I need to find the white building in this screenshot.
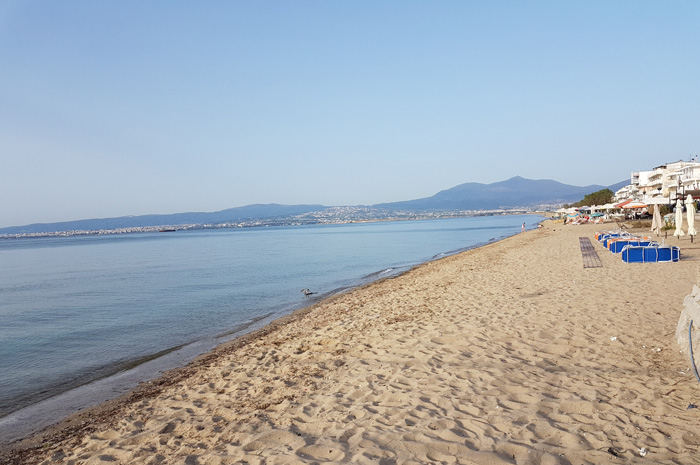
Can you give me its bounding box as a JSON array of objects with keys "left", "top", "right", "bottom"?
[
  {"left": 623, "top": 160, "right": 700, "bottom": 204},
  {"left": 681, "top": 164, "right": 700, "bottom": 192}
]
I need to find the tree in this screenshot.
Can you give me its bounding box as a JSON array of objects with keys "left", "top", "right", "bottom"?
[{"left": 574, "top": 188, "right": 614, "bottom": 207}]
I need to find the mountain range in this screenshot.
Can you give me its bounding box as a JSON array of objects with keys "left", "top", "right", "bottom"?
[
  {"left": 376, "top": 176, "right": 623, "bottom": 211},
  {"left": 1, "top": 176, "right": 626, "bottom": 235}
]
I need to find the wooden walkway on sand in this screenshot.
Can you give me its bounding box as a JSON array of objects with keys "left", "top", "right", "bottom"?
[{"left": 579, "top": 237, "right": 603, "bottom": 268}]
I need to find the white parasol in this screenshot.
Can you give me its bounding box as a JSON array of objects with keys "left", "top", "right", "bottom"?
[
  {"left": 675, "top": 199, "right": 685, "bottom": 237},
  {"left": 687, "top": 194, "right": 697, "bottom": 236},
  {"left": 651, "top": 203, "right": 662, "bottom": 236},
  {"left": 621, "top": 200, "right": 647, "bottom": 209}
]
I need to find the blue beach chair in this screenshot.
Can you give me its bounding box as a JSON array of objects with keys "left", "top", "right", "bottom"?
[
  {"left": 621, "top": 245, "right": 645, "bottom": 263},
  {"left": 609, "top": 240, "right": 655, "bottom": 254},
  {"left": 601, "top": 233, "right": 633, "bottom": 248},
  {"left": 621, "top": 245, "right": 680, "bottom": 263},
  {"left": 653, "top": 246, "right": 680, "bottom": 262}
]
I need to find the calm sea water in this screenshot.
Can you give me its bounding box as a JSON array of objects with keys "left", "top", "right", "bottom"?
[{"left": 0, "top": 215, "right": 540, "bottom": 439}]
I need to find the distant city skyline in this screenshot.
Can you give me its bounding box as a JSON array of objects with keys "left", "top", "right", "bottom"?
[{"left": 1, "top": 1, "right": 698, "bottom": 229}]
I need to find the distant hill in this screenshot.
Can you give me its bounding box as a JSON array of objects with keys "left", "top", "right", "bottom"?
[
  {"left": 373, "top": 176, "right": 619, "bottom": 211},
  {"left": 607, "top": 179, "right": 630, "bottom": 193},
  {"left": 0, "top": 177, "right": 627, "bottom": 235},
  {"left": 0, "top": 204, "right": 325, "bottom": 235}
]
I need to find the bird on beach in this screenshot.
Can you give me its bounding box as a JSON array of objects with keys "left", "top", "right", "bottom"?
[{"left": 301, "top": 288, "right": 317, "bottom": 297}]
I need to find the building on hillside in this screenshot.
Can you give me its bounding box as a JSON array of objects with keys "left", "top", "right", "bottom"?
[
  {"left": 633, "top": 170, "right": 655, "bottom": 200},
  {"left": 681, "top": 164, "right": 700, "bottom": 191},
  {"left": 623, "top": 160, "right": 700, "bottom": 205},
  {"left": 659, "top": 161, "right": 700, "bottom": 202},
  {"left": 645, "top": 168, "right": 664, "bottom": 199},
  {"left": 614, "top": 184, "right": 636, "bottom": 202}
]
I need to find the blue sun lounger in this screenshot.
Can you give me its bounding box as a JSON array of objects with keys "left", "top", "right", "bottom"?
[
  {"left": 598, "top": 234, "right": 617, "bottom": 247},
  {"left": 599, "top": 233, "right": 632, "bottom": 248},
  {"left": 649, "top": 246, "right": 680, "bottom": 262},
  {"left": 621, "top": 245, "right": 680, "bottom": 263},
  {"left": 608, "top": 239, "right": 654, "bottom": 254}
]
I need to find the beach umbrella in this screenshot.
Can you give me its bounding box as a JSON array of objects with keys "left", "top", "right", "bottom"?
[
  {"left": 651, "top": 204, "right": 662, "bottom": 236},
  {"left": 687, "top": 194, "right": 697, "bottom": 236},
  {"left": 621, "top": 200, "right": 647, "bottom": 209},
  {"left": 675, "top": 199, "right": 685, "bottom": 237}
]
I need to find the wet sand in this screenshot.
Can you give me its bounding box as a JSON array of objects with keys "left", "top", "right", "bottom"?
[{"left": 4, "top": 220, "right": 700, "bottom": 464}]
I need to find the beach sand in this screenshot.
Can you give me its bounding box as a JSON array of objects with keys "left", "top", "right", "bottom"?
[{"left": 4, "top": 220, "right": 700, "bottom": 464}]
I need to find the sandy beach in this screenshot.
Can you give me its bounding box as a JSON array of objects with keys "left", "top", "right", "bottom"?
[{"left": 4, "top": 220, "right": 700, "bottom": 464}]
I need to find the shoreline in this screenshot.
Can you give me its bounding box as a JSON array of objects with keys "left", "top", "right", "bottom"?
[
  {"left": 0, "top": 222, "right": 529, "bottom": 453},
  {"left": 7, "top": 219, "right": 700, "bottom": 464},
  {"left": 0, "top": 210, "right": 536, "bottom": 240},
  {"left": 0, "top": 259, "right": 432, "bottom": 463}
]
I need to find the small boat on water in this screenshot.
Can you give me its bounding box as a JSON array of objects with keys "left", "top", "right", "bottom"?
[{"left": 159, "top": 228, "right": 177, "bottom": 233}]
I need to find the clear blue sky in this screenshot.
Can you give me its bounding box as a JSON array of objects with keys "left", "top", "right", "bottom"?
[{"left": 1, "top": 1, "right": 698, "bottom": 228}]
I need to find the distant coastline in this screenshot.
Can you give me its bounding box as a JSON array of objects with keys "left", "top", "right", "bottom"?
[
  {"left": 0, "top": 208, "right": 536, "bottom": 239},
  {"left": 1, "top": 176, "right": 623, "bottom": 238}
]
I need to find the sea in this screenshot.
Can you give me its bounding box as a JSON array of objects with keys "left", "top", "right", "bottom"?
[{"left": 0, "top": 214, "right": 542, "bottom": 442}]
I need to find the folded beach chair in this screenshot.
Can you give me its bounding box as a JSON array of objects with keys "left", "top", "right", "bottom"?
[
  {"left": 621, "top": 245, "right": 645, "bottom": 263},
  {"left": 621, "top": 245, "right": 680, "bottom": 263},
  {"left": 609, "top": 239, "right": 655, "bottom": 254},
  {"left": 601, "top": 233, "right": 632, "bottom": 248},
  {"left": 645, "top": 246, "right": 680, "bottom": 263},
  {"left": 606, "top": 237, "right": 630, "bottom": 251},
  {"left": 598, "top": 233, "right": 615, "bottom": 246},
  {"left": 596, "top": 231, "right": 619, "bottom": 241}
]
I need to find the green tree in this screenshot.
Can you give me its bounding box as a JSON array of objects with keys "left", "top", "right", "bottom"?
[{"left": 574, "top": 188, "right": 614, "bottom": 207}]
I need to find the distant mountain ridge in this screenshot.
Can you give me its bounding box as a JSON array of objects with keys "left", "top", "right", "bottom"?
[
  {"left": 1, "top": 204, "right": 325, "bottom": 235},
  {"left": 374, "top": 176, "right": 621, "bottom": 211},
  {"left": 0, "top": 177, "right": 625, "bottom": 235}
]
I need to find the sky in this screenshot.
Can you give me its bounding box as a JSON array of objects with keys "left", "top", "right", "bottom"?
[{"left": 1, "top": 1, "right": 698, "bottom": 228}]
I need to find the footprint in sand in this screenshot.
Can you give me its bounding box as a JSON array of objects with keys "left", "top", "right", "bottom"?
[
  {"left": 243, "top": 430, "right": 306, "bottom": 451},
  {"left": 297, "top": 444, "right": 345, "bottom": 461}
]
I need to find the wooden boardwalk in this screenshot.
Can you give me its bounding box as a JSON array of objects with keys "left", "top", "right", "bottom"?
[{"left": 579, "top": 237, "right": 603, "bottom": 268}]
